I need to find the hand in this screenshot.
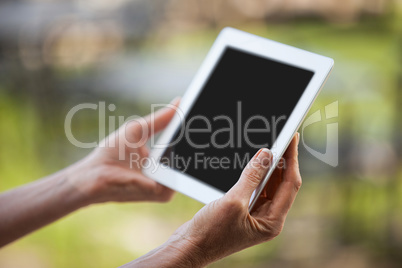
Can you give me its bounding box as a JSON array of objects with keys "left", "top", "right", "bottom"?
[
  {"left": 169, "top": 134, "right": 302, "bottom": 266},
  {"left": 0, "top": 98, "right": 181, "bottom": 247},
  {"left": 69, "top": 98, "right": 180, "bottom": 204}
]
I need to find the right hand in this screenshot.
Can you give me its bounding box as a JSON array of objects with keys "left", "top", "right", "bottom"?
[{"left": 171, "top": 134, "right": 302, "bottom": 266}]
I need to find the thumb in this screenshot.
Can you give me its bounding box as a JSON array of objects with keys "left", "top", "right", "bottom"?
[{"left": 227, "top": 148, "right": 272, "bottom": 204}]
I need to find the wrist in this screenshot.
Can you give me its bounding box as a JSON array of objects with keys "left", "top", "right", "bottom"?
[
  {"left": 125, "top": 226, "right": 209, "bottom": 268},
  {"left": 164, "top": 233, "right": 209, "bottom": 268},
  {"left": 62, "top": 159, "right": 100, "bottom": 208}
]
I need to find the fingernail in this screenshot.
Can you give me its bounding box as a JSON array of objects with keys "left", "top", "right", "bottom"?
[
  {"left": 256, "top": 148, "right": 272, "bottom": 167},
  {"left": 297, "top": 132, "right": 300, "bottom": 145},
  {"left": 170, "top": 96, "right": 180, "bottom": 104}
]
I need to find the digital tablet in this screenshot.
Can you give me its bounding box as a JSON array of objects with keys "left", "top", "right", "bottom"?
[{"left": 143, "top": 27, "right": 333, "bottom": 210}]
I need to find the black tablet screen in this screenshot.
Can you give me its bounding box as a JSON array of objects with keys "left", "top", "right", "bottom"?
[{"left": 160, "top": 47, "right": 314, "bottom": 192}]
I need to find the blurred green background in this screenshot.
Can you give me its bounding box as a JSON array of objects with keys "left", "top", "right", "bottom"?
[{"left": 0, "top": 0, "right": 402, "bottom": 267}]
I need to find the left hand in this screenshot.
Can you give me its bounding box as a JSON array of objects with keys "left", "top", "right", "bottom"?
[{"left": 69, "top": 98, "right": 180, "bottom": 204}]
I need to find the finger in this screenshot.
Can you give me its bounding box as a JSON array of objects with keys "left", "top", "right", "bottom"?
[
  {"left": 139, "top": 145, "right": 150, "bottom": 158},
  {"left": 153, "top": 183, "right": 175, "bottom": 202},
  {"left": 227, "top": 148, "right": 272, "bottom": 204},
  {"left": 143, "top": 97, "right": 181, "bottom": 138},
  {"left": 130, "top": 173, "right": 175, "bottom": 202},
  {"left": 250, "top": 159, "right": 282, "bottom": 214},
  {"left": 267, "top": 134, "right": 302, "bottom": 220},
  {"left": 263, "top": 163, "right": 283, "bottom": 200}
]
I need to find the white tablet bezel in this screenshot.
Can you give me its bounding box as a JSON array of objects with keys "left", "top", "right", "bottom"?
[{"left": 143, "top": 27, "right": 334, "bottom": 208}]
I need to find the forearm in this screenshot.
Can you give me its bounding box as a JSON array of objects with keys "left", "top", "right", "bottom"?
[
  {"left": 122, "top": 234, "right": 208, "bottom": 268},
  {"left": 0, "top": 163, "right": 91, "bottom": 247}
]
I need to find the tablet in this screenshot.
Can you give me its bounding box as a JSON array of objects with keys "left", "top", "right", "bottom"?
[{"left": 143, "top": 27, "right": 333, "bottom": 210}]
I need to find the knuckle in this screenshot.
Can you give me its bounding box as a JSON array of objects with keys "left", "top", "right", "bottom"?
[
  {"left": 270, "top": 224, "right": 283, "bottom": 238},
  {"left": 293, "top": 176, "right": 302, "bottom": 191},
  {"left": 267, "top": 223, "right": 283, "bottom": 239},
  {"left": 223, "top": 198, "right": 245, "bottom": 214},
  {"left": 153, "top": 185, "right": 174, "bottom": 202},
  {"left": 256, "top": 220, "right": 284, "bottom": 241},
  {"left": 245, "top": 168, "right": 263, "bottom": 186},
  {"left": 155, "top": 190, "right": 173, "bottom": 202},
  {"left": 158, "top": 195, "right": 172, "bottom": 203},
  {"left": 253, "top": 159, "right": 265, "bottom": 169}
]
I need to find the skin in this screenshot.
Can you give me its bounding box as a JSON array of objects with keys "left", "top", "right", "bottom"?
[
  {"left": 0, "top": 99, "right": 179, "bottom": 247},
  {"left": 124, "top": 134, "right": 301, "bottom": 267},
  {"left": 0, "top": 98, "right": 302, "bottom": 268}
]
